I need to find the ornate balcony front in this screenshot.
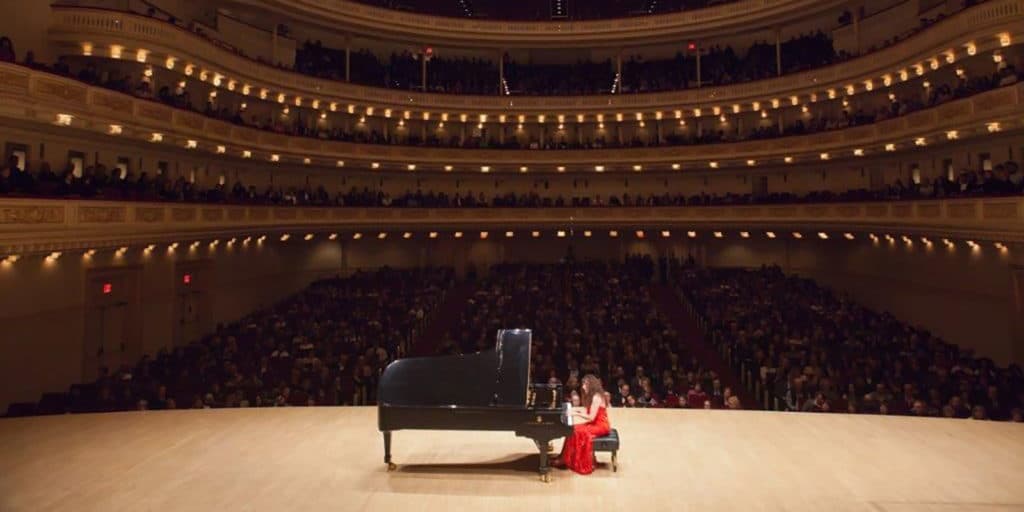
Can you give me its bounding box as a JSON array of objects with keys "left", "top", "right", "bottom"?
[
  {"left": 47, "top": 0, "right": 1024, "bottom": 113},
  {"left": 2, "top": 197, "right": 1021, "bottom": 256},
  {"left": 3, "top": 61, "right": 1021, "bottom": 171}
]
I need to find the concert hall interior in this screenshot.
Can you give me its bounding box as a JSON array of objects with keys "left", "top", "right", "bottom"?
[{"left": 1, "top": 0, "right": 1023, "bottom": 510}]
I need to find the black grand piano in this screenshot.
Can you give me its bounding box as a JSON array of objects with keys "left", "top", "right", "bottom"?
[{"left": 378, "top": 329, "right": 573, "bottom": 481}]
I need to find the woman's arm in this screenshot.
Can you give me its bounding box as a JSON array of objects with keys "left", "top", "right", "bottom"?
[{"left": 573, "top": 395, "right": 604, "bottom": 424}]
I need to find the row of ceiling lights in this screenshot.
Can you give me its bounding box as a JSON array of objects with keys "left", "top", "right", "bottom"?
[
  {"left": 83, "top": 32, "right": 1012, "bottom": 125},
  {"left": 1, "top": 231, "right": 1010, "bottom": 265}
]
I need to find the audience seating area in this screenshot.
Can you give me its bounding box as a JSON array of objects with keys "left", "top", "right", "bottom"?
[
  {"left": 7, "top": 260, "right": 1024, "bottom": 424},
  {"left": 8, "top": 268, "right": 452, "bottom": 415},
  {"left": 438, "top": 258, "right": 743, "bottom": 411},
  {"left": 2, "top": 151, "right": 1021, "bottom": 208},
  {"left": 677, "top": 266, "right": 1024, "bottom": 421}
]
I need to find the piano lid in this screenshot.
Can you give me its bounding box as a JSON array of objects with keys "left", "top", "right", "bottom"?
[{"left": 378, "top": 329, "right": 532, "bottom": 408}]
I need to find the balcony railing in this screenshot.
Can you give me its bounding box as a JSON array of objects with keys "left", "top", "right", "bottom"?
[
  {"left": 47, "top": 0, "right": 1024, "bottom": 112},
  {"left": 1, "top": 197, "right": 1020, "bottom": 255},
  {"left": 4, "top": 62, "right": 1022, "bottom": 169}
]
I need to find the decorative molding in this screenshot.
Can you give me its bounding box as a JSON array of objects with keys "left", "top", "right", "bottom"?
[
  {"left": 77, "top": 206, "right": 126, "bottom": 223},
  {"left": 983, "top": 202, "right": 1019, "bottom": 219},
  {"left": 0, "top": 197, "right": 1021, "bottom": 254},
  {"left": 948, "top": 203, "right": 978, "bottom": 219},
  {"left": 202, "top": 208, "right": 224, "bottom": 222},
  {"left": 0, "top": 205, "right": 65, "bottom": 225},
  {"left": 135, "top": 207, "right": 165, "bottom": 222},
  {"left": 917, "top": 204, "right": 942, "bottom": 218},
  {"left": 171, "top": 208, "right": 197, "bottom": 222}
]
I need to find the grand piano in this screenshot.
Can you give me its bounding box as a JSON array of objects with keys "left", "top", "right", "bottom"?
[{"left": 378, "top": 329, "right": 573, "bottom": 481}]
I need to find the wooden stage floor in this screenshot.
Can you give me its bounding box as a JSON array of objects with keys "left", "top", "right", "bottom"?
[{"left": 0, "top": 407, "right": 1022, "bottom": 512}]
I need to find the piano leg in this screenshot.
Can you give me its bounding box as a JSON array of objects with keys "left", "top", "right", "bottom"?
[
  {"left": 533, "top": 439, "right": 552, "bottom": 483},
  {"left": 383, "top": 431, "right": 396, "bottom": 471}
]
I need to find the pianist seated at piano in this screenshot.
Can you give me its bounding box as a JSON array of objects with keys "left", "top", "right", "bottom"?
[{"left": 552, "top": 374, "right": 612, "bottom": 475}]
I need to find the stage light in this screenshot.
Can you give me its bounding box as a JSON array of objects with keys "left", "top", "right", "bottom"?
[
  {"left": 793, "top": 232, "right": 804, "bottom": 239},
  {"left": 766, "top": 232, "right": 777, "bottom": 239},
  {"left": 280, "top": 234, "right": 290, "bottom": 242},
  {"left": 454, "top": 232, "right": 463, "bottom": 239},
  {"left": 818, "top": 232, "right": 829, "bottom": 240},
  {"left": 304, "top": 234, "right": 314, "bottom": 241},
  {"left": 505, "top": 231, "right": 514, "bottom": 238},
  {"left": 428, "top": 232, "right": 438, "bottom": 239},
  {"left": 844, "top": 233, "right": 855, "bottom": 240},
  {"left": 635, "top": 230, "right": 645, "bottom": 239},
  {"left": 378, "top": 232, "right": 388, "bottom": 240},
  {"left": 351, "top": 233, "right": 363, "bottom": 240},
  {"left": 660, "top": 231, "right": 671, "bottom": 238},
  {"left": 532, "top": 231, "right": 541, "bottom": 238},
  {"left": 713, "top": 232, "right": 723, "bottom": 238},
  {"left": 403, "top": 232, "right": 413, "bottom": 239},
  {"left": 740, "top": 232, "right": 750, "bottom": 238},
  {"left": 608, "top": 230, "right": 619, "bottom": 238}
]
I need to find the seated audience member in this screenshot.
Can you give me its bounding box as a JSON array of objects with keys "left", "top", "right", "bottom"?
[{"left": 0, "top": 36, "right": 14, "bottom": 63}]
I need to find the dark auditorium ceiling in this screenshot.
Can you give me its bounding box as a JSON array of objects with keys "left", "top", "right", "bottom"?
[{"left": 354, "top": 0, "right": 727, "bottom": 21}]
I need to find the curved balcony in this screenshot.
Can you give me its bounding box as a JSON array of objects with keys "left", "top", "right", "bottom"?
[
  {"left": 2, "top": 197, "right": 1021, "bottom": 257},
  {"left": 4, "top": 62, "right": 1022, "bottom": 171},
  {"left": 48, "top": 0, "right": 1024, "bottom": 114},
  {"left": 227, "top": 0, "right": 846, "bottom": 47}
]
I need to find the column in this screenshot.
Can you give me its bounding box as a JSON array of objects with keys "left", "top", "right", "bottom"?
[
  {"left": 616, "top": 51, "right": 623, "bottom": 93},
  {"left": 271, "top": 28, "right": 278, "bottom": 66},
  {"left": 421, "top": 55, "right": 427, "bottom": 91},
  {"left": 345, "top": 45, "right": 351, "bottom": 82},
  {"left": 854, "top": 7, "right": 862, "bottom": 55},
  {"left": 498, "top": 50, "right": 505, "bottom": 95},
  {"left": 775, "top": 28, "right": 782, "bottom": 76},
  {"left": 696, "top": 49, "right": 702, "bottom": 88}
]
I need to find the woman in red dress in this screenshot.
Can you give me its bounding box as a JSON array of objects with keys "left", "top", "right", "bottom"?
[{"left": 552, "top": 374, "right": 611, "bottom": 475}]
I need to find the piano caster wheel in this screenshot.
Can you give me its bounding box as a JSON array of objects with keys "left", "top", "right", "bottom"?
[
  {"left": 387, "top": 463, "right": 397, "bottom": 472},
  {"left": 545, "top": 442, "right": 553, "bottom": 453},
  {"left": 540, "top": 473, "right": 550, "bottom": 483}
]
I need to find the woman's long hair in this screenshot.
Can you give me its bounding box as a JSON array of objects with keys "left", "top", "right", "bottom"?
[{"left": 581, "top": 374, "right": 605, "bottom": 408}]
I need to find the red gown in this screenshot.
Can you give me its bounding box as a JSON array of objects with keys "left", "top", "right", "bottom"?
[{"left": 558, "top": 403, "right": 611, "bottom": 475}]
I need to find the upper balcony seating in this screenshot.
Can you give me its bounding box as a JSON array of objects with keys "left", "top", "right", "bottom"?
[
  {"left": 351, "top": 0, "right": 738, "bottom": 21},
  {"left": 53, "top": 1, "right": 983, "bottom": 97}
]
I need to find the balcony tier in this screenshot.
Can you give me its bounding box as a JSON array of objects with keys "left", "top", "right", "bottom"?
[{"left": 2, "top": 197, "right": 1021, "bottom": 256}]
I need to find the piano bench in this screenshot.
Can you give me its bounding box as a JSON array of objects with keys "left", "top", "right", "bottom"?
[{"left": 592, "top": 429, "right": 620, "bottom": 472}]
